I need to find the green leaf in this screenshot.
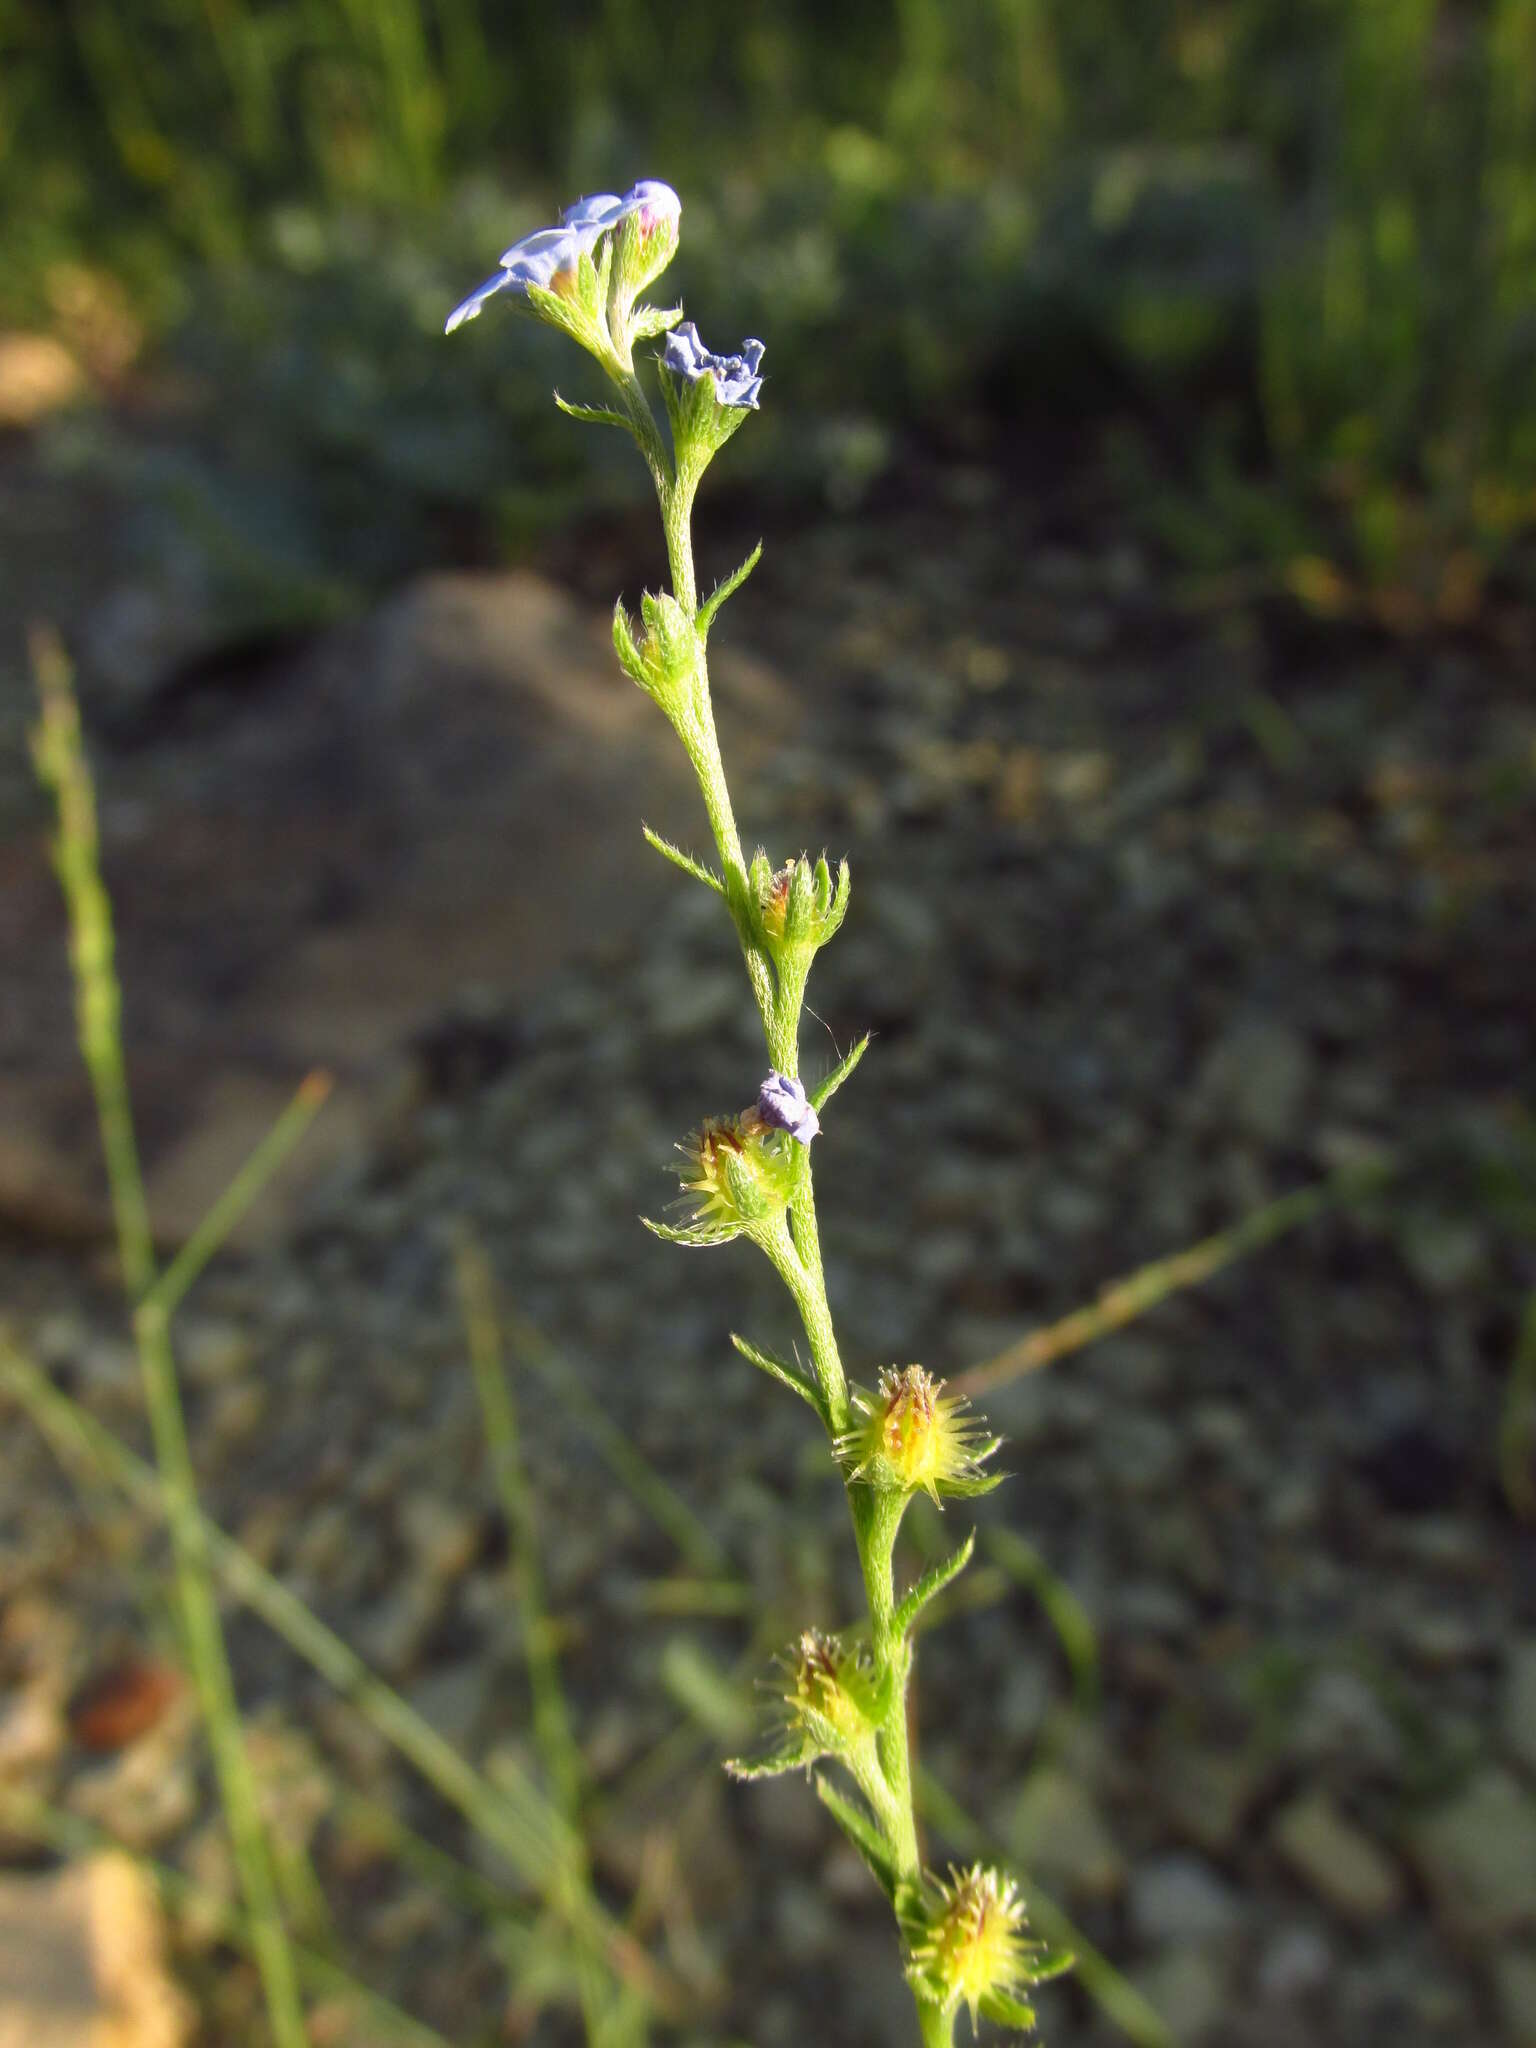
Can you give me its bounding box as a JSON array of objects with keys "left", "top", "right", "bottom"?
[
  {"left": 730, "top": 1332, "right": 826, "bottom": 1424},
  {"left": 631, "top": 303, "right": 684, "bottom": 340},
  {"left": 815, "top": 1775, "right": 897, "bottom": 1901},
  {"left": 979, "top": 1989, "right": 1039, "bottom": 2031},
  {"left": 893, "top": 1529, "right": 976, "bottom": 1639},
  {"left": 938, "top": 1445, "right": 1007, "bottom": 1499},
  {"left": 555, "top": 392, "right": 632, "bottom": 431},
  {"left": 696, "top": 541, "right": 763, "bottom": 639},
  {"left": 810, "top": 1033, "right": 870, "bottom": 1113},
  {"left": 641, "top": 823, "right": 723, "bottom": 894},
  {"left": 724, "top": 1747, "right": 812, "bottom": 1782},
  {"left": 1027, "top": 1949, "right": 1076, "bottom": 1986},
  {"left": 640, "top": 1215, "right": 743, "bottom": 1248}
]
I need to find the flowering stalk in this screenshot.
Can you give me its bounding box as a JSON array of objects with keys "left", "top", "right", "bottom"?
[{"left": 447, "top": 183, "right": 1070, "bottom": 2042}]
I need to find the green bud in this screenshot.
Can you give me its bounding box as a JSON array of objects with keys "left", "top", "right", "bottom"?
[
  {"left": 725, "top": 1629, "right": 888, "bottom": 1782},
  {"left": 639, "top": 590, "right": 699, "bottom": 684},
  {"left": 613, "top": 591, "right": 702, "bottom": 727},
  {"left": 608, "top": 182, "right": 682, "bottom": 345},
  {"left": 749, "top": 849, "right": 851, "bottom": 967},
  {"left": 644, "top": 1113, "right": 797, "bottom": 1249}
]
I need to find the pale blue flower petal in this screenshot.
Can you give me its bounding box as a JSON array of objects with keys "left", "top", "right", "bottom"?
[
  {"left": 660, "top": 320, "right": 765, "bottom": 410},
  {"left": 444, "top": 268, "right": 518, "bottom": 335}
]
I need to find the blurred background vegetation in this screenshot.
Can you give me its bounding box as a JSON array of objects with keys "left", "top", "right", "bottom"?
[{"left": 4, "top": 0, "right": 1536, "bottom": 636}]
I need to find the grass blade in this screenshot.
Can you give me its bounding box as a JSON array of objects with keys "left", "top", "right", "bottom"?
[{"left": 955, "top": 1156, "right": 1396, "bottom": 1397}]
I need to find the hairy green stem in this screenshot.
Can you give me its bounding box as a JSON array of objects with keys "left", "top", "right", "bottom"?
[{"left": 653, "top": 464, "right": 939, "bottom": 2042}]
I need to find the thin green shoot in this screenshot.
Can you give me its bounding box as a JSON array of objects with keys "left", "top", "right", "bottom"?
[{"left": 30, "top": 625, "right": 310, "bottom": 2048}]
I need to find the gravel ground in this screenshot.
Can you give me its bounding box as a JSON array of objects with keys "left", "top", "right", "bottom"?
[{"left": 2, "top": 474, "right": 1534, "bottom": 2047}]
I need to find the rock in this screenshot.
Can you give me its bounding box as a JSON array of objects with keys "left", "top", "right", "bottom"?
[
  {"left": 1009, "top": 1768, "right": 1125, "bottom": 1905},
  {"left": 1156, "top": 1747, "right": 1266, "bottom": 1855},
  {"left": 1, "top": 569, "right": 772, "bottom": 1247},
  {"left": 0, "top": 334, "right": 85, "bottom": 428},
  {"left": 1197, "top": 1017, "right": 1313, "bottom": 1144},
  {"left": 0, "top": 1853, "right": 193, "bottom": 2048},
  {"left": 0, "top": 1684, "right": 65, "bottom": 1773},
  {"left": 1496, "top": 1947, "right": 1536, "bottom": 2048},
  {"left": 1287, "top": 1668, "right": 1403, "bottom": 1776},
  {"left": 1399, "top": 1215, "right": 1489, "bottom": 1295},
  {"left": 1407, "top": 1769, "right": 1536, "bottom": 1942},
  {"left": 1272, "top": 1793, "right": 1405, "bottom": 1924},
  {"left": 67, "top": 1708, "right": 199, "bottom": 1851},
  {"left": 1128, "top": 1854, "right": 1243, "bottom": 1945},
  {"left": 1132, "top": 1946, "right": 1227, "bottom": 2044},
  {"left": 397, "top": 1493, "right": 482, "bottom": 1585},
  {"left": 1257, "top": 1924, "right": 1334, "bottom": 2002},
  {"left": 1095, "top": 1412, "right": 1183, "bottom": 1497},
  {"left": 1504, "top": 1640, "right": 1536, "bottom": 1784}
]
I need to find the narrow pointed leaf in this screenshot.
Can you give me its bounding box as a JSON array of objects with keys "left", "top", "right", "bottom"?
[
  {"left": 815, "top": 1775, "right": 897, "bottom": 1901},
  {"left": 979, "top": 1989, "right": 1039, "bottom": 2030},
  {"left": 724, "top": 1748, "right": 812, "bottom": 1782},
  {"left": 1027, "top": 1948, "right": 1076, "bottom": 1985},
  {"left": 640, "top": 1216, "right": 743, "bottom": 1248},
  {"left": 555, "top": 392, "right": 632, "bottom": 431},
  {"left": 894, "top": 1529, "right": 976, "bottom": 1639},
  {"left": 938, "top": 1458, "right": 1007, "bottom": 1501},
  {"left": 631, "top": 303, "right": 684, "bottom": 340},
  {"left": 696, "top": 541, "right": 763, "bottom": 639},
  {"left": 730, "top": 1332, "right": 826, "bottom": 1424},
  {"left": 641, "top": 823, "right": 723, "bottom": 894},
  {"left": 810, "top": 1033, "right": 870, "bottom": 1113}
]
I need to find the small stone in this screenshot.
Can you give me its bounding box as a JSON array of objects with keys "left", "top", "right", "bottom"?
[
  {"left": 1288, "top": 1669, "right": 1402, "bottom": 1776},
  {"left": 358, "top": 1582, "right": 438, "bottom": 1678},
  {"left": 0, "top": 1854, "right": 193, "bottom": 2048},
  {"left": 68, "top": 1711, "right": 199, "bottom": 1852},
  {"left": 1198, "top": 1017, "right": 1313, "bottom": 1144},
  {"left": 1009, "top": 1768, "right": 1125, "bottom": 1905},
  {"left": 1157, "top": 1749, "right": 1265, "bottom": 1856},
  {"left": 1407, "top": 1769, "right": 1536, "bottom": 1942},
  {"left": 176, "top": 1318, "right": 253, "bottom": 1387},
  {"left": 1400, "top": 1215, "right": 1489, "bottom": 1295},
  {"left": 1128, "top": 1854, "right": 1242, "bottom": 1945},
  {"left": 1503, "top": 1640, "right": 1536, "bottom": 1784},
  {"left": 0, "top": 334, "right": 85, "bottom": 427},
  {"left": 0, "top": 1685, "right": 65, "bottom": 1773},
  {"left": 1273, "top": 1793, "right": 1405, "bottom": 1924},
  {"left": 1257, "top": 1924, "right": 1333, "bottom": 2001},
  {"left": 1096, "top": 1412, "right": 1183, "bottom": 1497},
  {"left": 1495, "top": 1947, "right": 1536, "bottom": 2048},
  {"left": 1133, "top": 1946, "right": 1227, "bottom": 2044},
  {"left": 398, "top": 1493, "right": 482, "bottom": 1584}
]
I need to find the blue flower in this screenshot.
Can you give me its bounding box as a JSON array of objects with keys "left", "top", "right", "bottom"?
[
  {"left": 661, "top": 321, "right": 765, "bottom": 409},
  {"left": 445, "top": 225, "right": 589, "bottom": 334},
  {"left": 560, "top": 192, "right": 627, "bottom": 233},
  {"left": 757, "top": 1072, "right": 820, "bottom": 1146},
  {"left": 446, "top": 181, "right": 683, "bottom": 336}
]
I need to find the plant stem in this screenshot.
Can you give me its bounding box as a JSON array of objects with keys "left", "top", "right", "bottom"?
[{"left": 650, "top": 477, "right": 941, "bottom": 2043}]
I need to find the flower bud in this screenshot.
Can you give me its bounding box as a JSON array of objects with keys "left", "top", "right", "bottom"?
[
  {"left": 785, "top": 1629, "right": 879, "bottom": 1753},
  {"left": 903, "top": 1865, "right": 1050, "bottom": 2029},
  {"left": 609, "top": 180, "right": 681, "bottom": 331},
  {"left": 613, "top": 590, "right": 702, "bottom": 726},
  {"left": 748, "top": 849, "right": 850, "bottom": 966},
  {"left": 837, "top": 1365, "right": 1000, "bottom": 1505},
  {"left": 659, "top": 1113, "right": 797, "bottom": 1246}
]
